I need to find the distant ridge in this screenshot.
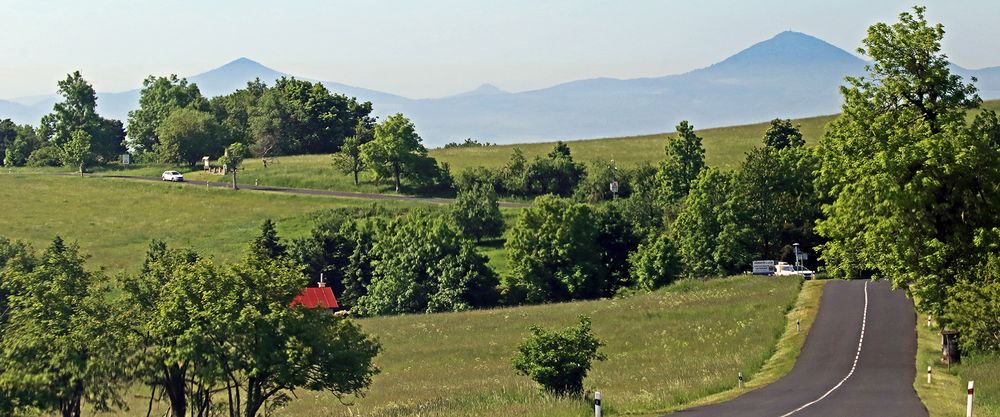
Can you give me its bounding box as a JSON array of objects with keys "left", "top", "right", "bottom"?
[{"left": 3, "top": 31, "right": 999, "bottom": 146}]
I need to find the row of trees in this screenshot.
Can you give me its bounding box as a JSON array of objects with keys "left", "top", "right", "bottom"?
[
  {"left": 1, "top": 72, "right": 126, "bottom": 172},
  {"left": 0, "top": 73, "right": 374, "bottom": 172},
  {"left": 0, "top": 234, "right": 380, "bottom": 417}
]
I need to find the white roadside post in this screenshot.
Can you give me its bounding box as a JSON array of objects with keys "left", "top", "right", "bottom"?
[
  {"left": 967, "top": 381, "right": 974, "bottom": 417},
  {"left": 796, "top": 318, "right": 801, "bottom": 333},
  {"left": 927, "top": 366, "right": 932, "bottom": 384},
  {"left": 594, "top": 391, "right": 602, "bottom": 417},
  {"left": 738, "top": 372, "right": 744, "bottom": 389}
]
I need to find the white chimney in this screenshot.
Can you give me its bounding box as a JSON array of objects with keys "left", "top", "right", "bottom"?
[{"left": 318, "top": 272, "right": 326, "bottom": 288}]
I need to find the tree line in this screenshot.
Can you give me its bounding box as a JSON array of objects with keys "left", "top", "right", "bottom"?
[{"left": 0, "top": 233, "right": 380, "bottom": 417}]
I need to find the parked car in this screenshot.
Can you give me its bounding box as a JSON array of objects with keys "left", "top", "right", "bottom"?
[
  {"left": 161, "top": 171, "right": 184, "bottom": 182},
  {"left": 775, "top": 262, "right": 814, "bottom": 279}
]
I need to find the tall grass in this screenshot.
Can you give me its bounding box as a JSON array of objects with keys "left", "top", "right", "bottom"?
[{"left": 268, "top": 276, "right": 803, "bottom": 417}]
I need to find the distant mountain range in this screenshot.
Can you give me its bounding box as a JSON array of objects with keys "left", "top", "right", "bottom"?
[{"left": 3, "top": 31, "right": 999, "bottom": 146}]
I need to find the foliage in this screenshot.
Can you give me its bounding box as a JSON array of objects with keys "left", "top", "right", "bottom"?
[
  {"left": 656, "top": 121, "right": 706, "bottom": 203},
  {"left": 4, "top": 126, "right": 38, "bottom": 167},
  {"left": 512, "top": 316, "right": 606, "bottom": 396},
  {"left": 504, "top": 196, "right": 604, "bottom": 303},
  {"left": 361, "top": 113, "right": 435, "bottom": 192},
  {"left": 332, "top": 120, "right": 375, "bottom": 186},
  {"left": 355, "top": 210, "right": 498, "bottom": 315},
  {"left": 594, "top": 202, "right": 642, "bottom": 294},
  {"left": 573, "top": 159, "right": 626, "bottom": 203},
  {"left": 154, "top": 108, "right": 225, "bottom": 165},
  {"left": 523, "top": 141, "right": 585, "bottom": 197},
  {"left": 220, "top": 142, "right": 250, "bottom": 188},
  {"left": 26, "top": 145, "right": 63, "bottom": 167},
  {"left": 443, "top": 138, "right": 495, "bottom": 148},
  {"left": 672, "top": 169, "right": 748, "bottom": 277},
  {"left": 730, "top": 146, "right": 821, "bottom": 263},
  {"left": 814, "top": 6, "right": 999, "bottom": 318},
  {"left": 127, "top": 75, "right": 208, "bottom": 155},
  {"left": 118, "top": 241, "right": 382, "bottom": 417},
  {"left": 945, "top": 253, "right": 1000, "bottom": 353},
  {"left": 0, "top": 238, "right": 127, "bottom": 417},
  {"left": 249, "top": 219, "right": 286, "bottom": 260},
  {"left": 62, "top": 129, "right": 94, "bottom": 174},
  {"left": 628, "top": 232, "right": 683, "bottom": 291},
  {"left": 451, "top": 183, "right": 504, "bottom": 242},
  {"left": 38, "top": 71, "right": 125, "bottom": 164},
  {"left": 215, "top": 255, "right": 382, "bottom": 417},
  {"left": 762, "top": 118, "right": 805, "bottom": 150}
]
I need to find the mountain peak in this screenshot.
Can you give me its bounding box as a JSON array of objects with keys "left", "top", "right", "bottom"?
[
  {"left": 450, "top": 83, "right": 508, "bottom": 98},
  {"left": 704, "top": 31, "right": 864, "bottom": 73},
  {"left": 191, "top": 57, "right": 287, "bottom": 97}
]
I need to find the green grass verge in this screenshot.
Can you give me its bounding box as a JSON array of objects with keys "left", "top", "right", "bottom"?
[
  {"left": 0, "top": 174, "right": 425, "bottom": 272},
  {"left": 670, "top": 279, "right": 825, "bottom": 413},
  {"left": 916, "top": 313, "right": 1000, "bottom": 417}
]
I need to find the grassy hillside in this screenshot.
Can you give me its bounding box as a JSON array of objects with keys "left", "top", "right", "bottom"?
[
  {"left": 0, "top": 175, "right": 427, "bottom": 271},
  {"left": 92, "top": 275, "right": 806, "bottom": 417}
]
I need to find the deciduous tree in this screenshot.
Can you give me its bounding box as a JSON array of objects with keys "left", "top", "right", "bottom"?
[{"left": 656, "top": 121, "right": 706, "bottom": 203}]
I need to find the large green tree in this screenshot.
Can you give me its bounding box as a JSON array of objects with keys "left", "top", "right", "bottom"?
[
  {"left": 361, "top": 113, "right": 431, "bottom": 192},
  {"left": 127, "top": 75, "right": 208, "bottom": 155},
  {"left": 332, "top": 119, "right": 375, "bottom": 186},
  {"left": 62, "top": 130, "right": 94, "bottom": 176},
  {"left": 672, "top": 169, "right": 749, "bottom": 277},
  {"left": 503, "top": 196, "right": 604, "bottom": 303},
  {"left": 451, "top": 183, "right": 504, "bottom": 243},
  {"left": 38, "top": 71, "right": 125, "bottom": 164},
  {"left": 0, "top": 238, "right": 128, "bottom": 417},
  {"left": 762, "top": 118, "right": 805, "bottom": 150},
  {"left": 656, "top": 120, "right": 706, "bottom": 203},
  {"left": 355, "top": 210, "right": 498, "bottom": 315},
  {"left": 815, "top": 6, "right": 999, "bottom": 318},
  {"left": 154, "top": 108, "right": 225, "bottom": 165}
]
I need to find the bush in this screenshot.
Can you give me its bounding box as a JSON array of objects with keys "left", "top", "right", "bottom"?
[
  {"left": 451, "top": 183, "right": 504, "bottom": 242},
  {"left": 26, "top": 146, "right": 63, "bottom": 167},
  {"left": 503, "top": 196, "right": 605, "bottom": 303},
  {"left": 945, "top": 253, "right": 1000, "bottom": 353},
  {"left": 628, "top": 233, "right": 683, "bottom": 291},
  {"left": 512, "top": 316, "right": 606, "bottom": 396}
]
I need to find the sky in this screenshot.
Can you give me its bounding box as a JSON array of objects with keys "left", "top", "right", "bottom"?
[{"left": 2, "top": 0, "right": 999, "bottom": 99}]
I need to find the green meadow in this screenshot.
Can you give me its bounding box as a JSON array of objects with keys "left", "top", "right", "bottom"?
[
  {"left": 91, "top": 275, "right": 807, "bottom": 417},
  {"left": 0, "top": 175, "right": 429, "bottom": 271}
]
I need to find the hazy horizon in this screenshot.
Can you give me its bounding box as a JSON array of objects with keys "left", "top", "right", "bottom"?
[{"left": 2, "top": 0, "right": 999, "bottom": 100}]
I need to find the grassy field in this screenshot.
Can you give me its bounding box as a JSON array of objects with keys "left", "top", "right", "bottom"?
[
  {"left": 90, "top": 275, "right": 805, "bottom": 417},
  {"left": 916, "top": 313, "right": 1000, "bottom": 417},
  {"left": 0, "top": 174, "right": 428, "bottom": 272}
]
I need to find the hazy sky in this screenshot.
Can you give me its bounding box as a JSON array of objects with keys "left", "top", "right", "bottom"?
[{"left": 2, "top": 0, "right": 998, "bottom": 99}]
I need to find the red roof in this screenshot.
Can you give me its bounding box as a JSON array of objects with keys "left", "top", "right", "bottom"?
[{"left": 291, "top": 287, "right": 339, "bottom": 309}]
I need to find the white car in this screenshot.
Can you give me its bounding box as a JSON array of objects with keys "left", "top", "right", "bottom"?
[
  {"left": 161, "top": 171, "right": 184, "bottom": 182},
  {"left": 775, "top": 262, "right": 815, "bottom": 279}
]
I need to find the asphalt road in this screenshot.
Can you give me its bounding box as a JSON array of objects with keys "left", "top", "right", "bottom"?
[
  {"left": 86, "top": 174, "right": 529, "bottom": 208},
  {"left": 670, "top": 279, "right": 926, "bottom": 417}
]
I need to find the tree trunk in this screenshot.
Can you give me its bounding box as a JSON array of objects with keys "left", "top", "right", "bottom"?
[
  {"left": 232, "top": 169, "right": 239, "bottom": 190},
  {"left": 353, "top": 169, "right": 359, "bottom": 186},
  {"left": 60, "top": 380, "right": 83, "bottom": 417},
  {"left": 79, "top": 163, "right": 84, "bottom": 177},
  {"left": 164, "top": 366, "right": 187, "bottom": 417},
  {"left": 393, "top": 164, "right": 401, "bottom": 193}
]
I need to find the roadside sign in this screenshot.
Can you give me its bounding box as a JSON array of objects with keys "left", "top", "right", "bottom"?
[
  {"left": 610, "top": 181, "right": 619, "bottom": 193},
  {"left": 121, "top": 154, "right": 130, "bottom": 165}
]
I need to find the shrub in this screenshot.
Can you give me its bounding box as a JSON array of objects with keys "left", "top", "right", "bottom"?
[
  {"left": 451, "top": 183, "right": 504, "bottom": 242},
  {"left": 512, "top": 316, "right": 606, "bottom": 396},
  {"left": 628, "top": 233, "right": 683, "bottom": 291},
  {"left": 26, "top": 146, "right": 63, "bottom": 167}
]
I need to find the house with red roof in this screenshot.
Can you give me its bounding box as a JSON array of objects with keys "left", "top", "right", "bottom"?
[{"left": 291, "top": 277, "right": 339, "bottom": 311}]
